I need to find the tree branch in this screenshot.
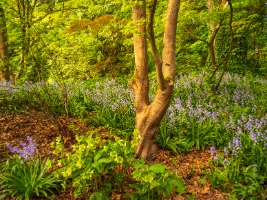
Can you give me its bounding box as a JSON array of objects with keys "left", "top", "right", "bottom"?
[
  {"left": 208, "top": 20, "right": 222, "bottom": 45},
  {"left": 184, "top": 28, "right": 208, "bottom": 44},
  {"left": 214, "top": 0, "right": 233, "bottom": 91},
  {"left": 161, "top": 0, "right": 180, "bottom": 82},
  {"left": 148, "top": 0, "right": 165, "bottom": 90},
  {"left": 130, "top": 0, "right": 149, "bottom": 112}
]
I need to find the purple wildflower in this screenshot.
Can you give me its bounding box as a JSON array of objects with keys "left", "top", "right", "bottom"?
[
  {"left": 258, "top": 132, "right": 262, "bottom": 137},
  {"left": 223, "top": 158, "right": 229, "bottom": 164},
  {"left": 236, "top": 127, "right": 242, "bottom": 136},
  {"left": 233, "top": 137, "right": 242, "bottom": 149},
  {"left": 232, "top": 149, "right": 237, "bottom": 156},
  {"left": 6, "top": 136, "right": 37, "bottom": 160},
  {"left": 210, "top": 146, "right": 217, "bottom": 159},
  {"left": 250, "top": 132, "right": 257, "bottom": 142}
]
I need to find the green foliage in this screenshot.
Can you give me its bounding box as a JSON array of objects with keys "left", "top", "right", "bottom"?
[
  {"left": 0, "top": 81, "right": 66, "bottom": 115},
  {"left": 87, "top": 106, "right": 135, "bottom": 132},
  {"left": 0, "top": 156, "right": 61, "bottom": 200},
  {"left": 52, "top": 131, "right": 135, "bottom": 197},
  {"left": 208, "top": 162, "right": 267, "bottom": 199},
  {"left": 51, "top": 130, "right": 185, "bottom": 199},
  {"left": 130, "top": 162, "right": 185, "bottom": 199},
  {"left": 157, "top": 120, "right": 190, "bottom": 153},
  {"left": 207, "top": 128, "right": 267, "bottom": 199}
]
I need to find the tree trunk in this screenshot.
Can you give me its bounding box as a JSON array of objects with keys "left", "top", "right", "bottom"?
[
  {"left": 16, "top": 0, "right": 37, "bottom": 81},
  {"left": 0, "top": 6, "right": 9, "bottom": 81},
  {"left": 130, "top": 0, "right": 180, "bottom": 159}
]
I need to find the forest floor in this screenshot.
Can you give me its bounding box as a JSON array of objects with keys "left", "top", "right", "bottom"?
[{"left": 0, "top": 111, "right": 228, "bottom": 200}]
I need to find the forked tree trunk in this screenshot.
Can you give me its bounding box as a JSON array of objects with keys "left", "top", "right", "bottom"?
[
  {"left": 130, "top": 0, "right": 180, "bottom": 159},
  {"left": 0, "top": 6, "right": 9, "bottom": 81}
]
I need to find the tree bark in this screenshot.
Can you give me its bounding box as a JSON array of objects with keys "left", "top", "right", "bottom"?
[
  {"left": 0, "top": 6, "right": 9, "bottom": 81},
  {"left": 16, "top": 0, "right": 37, "bottom": 81},
  {"left": 130, "top": 0, "right": 180, "bottom": 159}
]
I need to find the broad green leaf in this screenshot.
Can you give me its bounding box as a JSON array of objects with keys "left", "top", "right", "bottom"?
[
  {"left": 94, "top": 150, "right": 103, "bottom": 162},
  {"left": 93, "top": 162, "right": 105, "bottom": 173},
  {"left": 98, "top": 157, "right": 113, "bottom": 163},
  {"left": 149, "top": 164, "right": 167, "bottom": 173}
]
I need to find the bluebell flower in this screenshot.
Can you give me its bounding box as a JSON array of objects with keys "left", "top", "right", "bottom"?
[
  {"left": 210, "top": 146, "right": 216, "bottom": 157},
  {"left": 223, "top": 158, "right": 229, "bottom": 164},
  {"left": 258, "top": 132, "right": 262, "bottom": 137},
  {"left": 250, "top": 132, "right": 257, "bottom": 142},
  {"left": 236, "top": 127, "right": 242, "bottom": 136},
  {"left": 232, "top": 149, "right": 237, "bottom": 156},
  {"left": 6, "top": 136, "right": 37, "bottom": 160},
  {"left": 233, "top": 137, "right": 242, "bottom": 149}
]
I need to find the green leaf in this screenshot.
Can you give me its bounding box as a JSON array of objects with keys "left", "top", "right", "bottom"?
[
  {"left": 172, "top": 177, "right": 185, "bottom": 194},
  {"left": 93, "top": 162, "right": 105, "bottom": 173},
  {"left": 132, "top": 170, "right": 143, "bottom": 179},
  {"left": 94, "top": 150, "right": 103, "bottom": 162},
  {"left": 149, "top": 164, "right": 167, "bottom": 173},
  {"left": 89, "top": 191, "right": 109, "bottom": 200},
  {"left": 98, "top": 157, "right": 113, "bottom": 163},
  {"left": 131, "top": 193, "right": 140, "bottom": 200}
]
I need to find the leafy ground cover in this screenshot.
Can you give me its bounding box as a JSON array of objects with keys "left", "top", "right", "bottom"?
[
  {"left": 0, "top": 72, "right": 267, "bottom": 199},
  {"left": 0, "top": 112, "right": 226, "bottom": 199}
]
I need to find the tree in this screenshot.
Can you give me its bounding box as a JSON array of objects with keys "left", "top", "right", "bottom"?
[
  {"left": 183, "top": 0, "right": 231, "bottom": 92},
  {"left": 15, "top": 0, "right": 38, "bottom": 80},
  {"left": 130, "top": 0, "right": 180, "bottom": 159},
  {"left": 0, "top": 5, "right": 9, "bottom": 81}
]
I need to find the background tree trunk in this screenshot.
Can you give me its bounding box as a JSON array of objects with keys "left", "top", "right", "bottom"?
[
  {"left": 15, "top": 0, "right": 37, "bottom": 80},
  {"left": 0, "top": 6, "right": 9, "bottom": 81},
  {"left": 130, "top": 0, "right": 180, "bottom": 160}
]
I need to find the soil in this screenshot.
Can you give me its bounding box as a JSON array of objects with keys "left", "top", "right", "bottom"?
[{"left": 0, "top": 111, "right": 228, "bottom": 200}]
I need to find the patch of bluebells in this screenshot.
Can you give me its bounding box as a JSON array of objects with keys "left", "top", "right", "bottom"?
[
  {"left": 224, "top": 114, "right": 267, "bottom": 144},
  {"left": 87, "top": 79, "right": 134, "bottom": 112},
  {"left": 163, "top": 71, "right": 267, "bottom": 129},
  {"left": 165, "top": 97, "right": 219, "bottom": 128},
  {"left": 6, "top": 136, "right": 37, "bottom": 160},
  {"left": 1, "top": 72, "right": 267, "bottom": 134},
  {"left": 0, "top": 81, "right": 19, "bottom": 94},
  {"left": 210, "top": 120, "right": 267, "bottom": 174},
  {"left": 210, "top": 146, "right": 230, "bottom": 165}
]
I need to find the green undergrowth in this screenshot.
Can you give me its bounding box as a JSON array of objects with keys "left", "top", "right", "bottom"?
[
  {"left": 51, "top": 130, "right": 185, "bottom": 199},
  {"left": 1, "top": 71, "right": 267, "bottom": 199}
]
